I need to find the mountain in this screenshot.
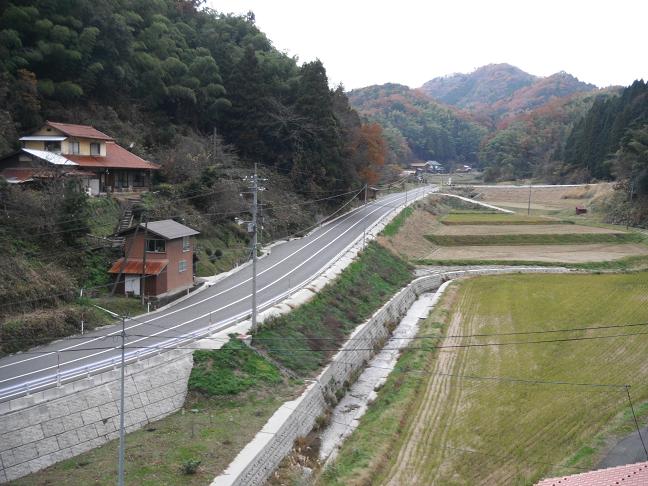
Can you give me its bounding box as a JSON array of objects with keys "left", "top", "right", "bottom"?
[
  {"left": 348, "top": 83, "right": 488, "bottom": 164},
  {"left": 420, "top": 64, "right": 537, "bottom": 110},
  {"left": 420, "top": 64, "right": 597, "bottom": 119}
]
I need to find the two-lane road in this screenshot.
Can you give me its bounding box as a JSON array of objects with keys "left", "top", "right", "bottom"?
[{"left": 0, "top": 186, "right": 435, "bottom": 402}]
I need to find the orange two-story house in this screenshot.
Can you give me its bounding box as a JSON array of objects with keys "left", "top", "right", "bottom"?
[
  {"left": 0, "top": 121, "right": 159, "bottom": 194},
  {"left": 109, "top": 220, "right": 200, "bottom": 299}
]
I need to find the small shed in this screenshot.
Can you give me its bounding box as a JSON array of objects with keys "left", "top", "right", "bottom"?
[{"left": 109, "top": 219, "right": 199, "bottom": 299}]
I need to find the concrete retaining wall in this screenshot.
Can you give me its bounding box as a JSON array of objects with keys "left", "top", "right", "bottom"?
[
  {"left": 0, "top": 349, "right": 193, "bottom": 482},
  {"left": 213, "top": 266, "right": 569, "bottom": 485}
]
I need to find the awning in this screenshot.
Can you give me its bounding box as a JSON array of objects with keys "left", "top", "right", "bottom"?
[{"left": 108, "top": 258, "right": 168, "bottom": 275}]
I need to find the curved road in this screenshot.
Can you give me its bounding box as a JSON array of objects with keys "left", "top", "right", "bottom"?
[{"left": 0, "top": 186, "right": 435, "bottom": 402}]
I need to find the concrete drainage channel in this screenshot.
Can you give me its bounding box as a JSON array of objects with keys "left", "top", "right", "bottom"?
[{"left": 213, "top": 266, "right": 572, "bottom": 486}]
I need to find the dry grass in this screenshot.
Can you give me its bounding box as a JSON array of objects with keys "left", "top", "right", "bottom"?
[
  {"left": 474, "top": 184, "right": 613, "bottom": 213},
  {"left": 429, "top": 243, "right": 648, "bottom": 263}
]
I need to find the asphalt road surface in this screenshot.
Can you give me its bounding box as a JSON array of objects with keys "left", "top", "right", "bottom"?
[{"left": 0, "top": 186, "right": 434, "bottom": 402}]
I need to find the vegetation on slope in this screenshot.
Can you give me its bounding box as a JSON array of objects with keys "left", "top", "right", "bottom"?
[
  {"left": 348, "top": 83, "right": 488, "bottom": 165},
  {"left": 254, "top": 242, "right": 412, "bottom": 374}
]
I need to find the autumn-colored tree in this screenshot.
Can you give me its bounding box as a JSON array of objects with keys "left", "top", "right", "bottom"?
[{"left": 353, "top": 123, "right": 387, "bottom": 185}]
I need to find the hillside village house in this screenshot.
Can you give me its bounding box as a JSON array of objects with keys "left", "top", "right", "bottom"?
[
  {"left": 109, "top": 219, "right": 199, "bottom": 299},
  {"left": 0, "top": 121, "right": 159, "bottom": 194},
  {"left": 408, "top": 160, "right": 446, "bottom": 174}
]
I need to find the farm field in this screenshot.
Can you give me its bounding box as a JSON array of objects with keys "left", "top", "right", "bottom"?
[
  {"left": 436, "top": 224, "right": 620, "bottom": 235},
  {"left": 321, "top": 272, "right": 648, "bottom": 486},
  {"left": 472, "top": 183, "right": 613, "bottom": 215},
  {"left": 379, "top": 190, "right": 648, "bottom": 264},
  {"left": 429, "top": 243, "right": 648, "bottom": 263}
]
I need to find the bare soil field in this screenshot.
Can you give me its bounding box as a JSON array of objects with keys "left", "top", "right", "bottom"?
[
  {"left": 474, "top": 183, "right": 613, "bottom": 212},
  {"left": 428, "top": 243, "right": 648, "bottom": 263},
  {"left": 436, "top": 224, "right": 621, "bottom": 235}
]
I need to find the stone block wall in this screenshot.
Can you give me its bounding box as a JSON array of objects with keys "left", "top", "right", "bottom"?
[{"left": 0, "top": 349, "right": 194, "bottom": 482}]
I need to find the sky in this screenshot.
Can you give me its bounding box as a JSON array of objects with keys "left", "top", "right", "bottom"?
[{"left": 207, "top": 0, "right": 647, "bottom": 90}]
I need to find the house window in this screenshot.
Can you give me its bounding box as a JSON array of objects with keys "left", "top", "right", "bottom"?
[
  {"left": 90, "top": 142, "right": 101, "bottom": 155},
  {"left": 45, "top": 141, "right": 61, "bottom": 153},
  {"left": 182, "top": 236, "right": 190, "bottom": 252},
  {"left": 179, "top": 260, "right": 187, "bottom": 272},
  {"left": 145, "top": 239, "right": 166, "bottom": 253},
  {"left": 116, "top": 171, "right": 129, "bottom": 188},
  {"left": 69, "top": 141, "right": 80, "bottom": 154}
]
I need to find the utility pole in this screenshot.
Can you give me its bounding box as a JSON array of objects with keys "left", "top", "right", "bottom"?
[
  {"left": 251, "top": 163, "right": 258, "bottom": 333},
  {"left": 363, "top": 183, "right": 368, "bottom": 249},
  {"left": 140, "top": 215, "right": 148, "bottom": 306},
  {"left": 89, "top": 304, "right": 126, "bottom": 486},
  {"left": 527, "top": 180, "right": 532, "bottom": 215},
  {"left": 118, "top": 314, "right": 126, "bottom": 486}
]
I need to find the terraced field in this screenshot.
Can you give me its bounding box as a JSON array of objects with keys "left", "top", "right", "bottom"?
[{"left": 322, "top": 273, "right": 648, "bottom": 486}]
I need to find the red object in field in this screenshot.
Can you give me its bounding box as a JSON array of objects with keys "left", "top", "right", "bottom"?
[{"left": 575, "top": 206, "right": 587, "bottom": 215}]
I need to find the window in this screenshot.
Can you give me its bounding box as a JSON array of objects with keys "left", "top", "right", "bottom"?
[
  {"left": 90, "top": 142, "right": 101, "bottom": 155},
  {"left": 179, "top": 260, "right": 187, "bottom": 273},
  {"left": 45, "top": 141, "right": 61, "bottom": 153},
  {"left": 182, "top": 236, "right": 190, "bottom": 252},
  {"left": 69, "top": 141, "right": 80, "bottom": 154},
  {"left": 145, "top": 239, "right": 166, "bottom": 253}
]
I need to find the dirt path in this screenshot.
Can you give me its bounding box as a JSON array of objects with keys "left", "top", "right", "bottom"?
[{"left": 382, "top": 289, "right": 475, "bottom": 485}]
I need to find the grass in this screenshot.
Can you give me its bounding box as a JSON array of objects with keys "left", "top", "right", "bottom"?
[
  {"left": 322, "top": 273, "right": 648, "bottom": 485},
  {"left": 424, "top": 232, "right": 643, "bottom": 246},
  {"left": 254, "top": 242, "right": 412, "bottom": 374},
  {"left": 87, "top": 197, "right": 121, "bottom": 237},
  {"left": 188, "top": 339, "right": 282, "bottom": 396},
  {"left": 440, "top": 213, "right": 571, "bottom": 225},
  {"left": 414, "top": 255, "right": 648, "bottom": 271},
  {"left": 381, "top": 206, "right": 414, "bottom": 237}
]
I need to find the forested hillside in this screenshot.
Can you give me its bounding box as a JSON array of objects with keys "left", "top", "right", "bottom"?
[
  {"left": 0, "top": 0, "right": 393, "bottom": 346},
  {"left": 421, "top": 63, "right": 537, "bottom": 111},
  {"left": 479, "top": 91, "right": 608, "bottom": 181},
  {"left": 562, "top": 80, "right": 648, "bottom": 181},
  {"left": 348, "top": 83, "right": 488, "bottom": 164},
  {"left": 0, "top": 0, "right": 386, "bottom": 193},
  {"left": 420, "top": 64, "right": 596, "bottom": 120}
]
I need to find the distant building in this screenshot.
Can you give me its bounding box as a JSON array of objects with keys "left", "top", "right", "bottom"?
[
  {"left": 535, "top": 461, "right": 648, "bottom": 486},
  {"left": 109, "top": 220, "right": 199, "bottom": 299},
  {"left": 408, "top": 161, "right": 446, "bottom": 174},
  {"left": 426, "top": 160, "right": 446, "bottom": 173},
  {"left": 0, "top": 121, "right": 159, "bottom": 194},
  {"left": 456, "top": 164, "right": 473, "bottom": 173}
]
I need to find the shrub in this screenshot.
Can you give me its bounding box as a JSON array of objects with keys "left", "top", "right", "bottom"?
[{"left": 179, "top": 458, "right": 201, "bottom": 475}]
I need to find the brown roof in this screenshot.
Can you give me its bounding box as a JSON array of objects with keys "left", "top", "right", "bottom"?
[
  {"left": 45, "top": 121, "right": 114, "bottom": 140},
  {"left": 535, "top": 461, "right": 648, "bottom": 486},
  {"left": 67, "top": 142, "right": 160, "bottom": 170},
  {"left": 108, "top": 258, "right": 168, "bottom": 275}
]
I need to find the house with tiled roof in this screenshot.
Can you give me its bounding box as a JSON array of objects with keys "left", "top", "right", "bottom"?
[
  {"left": 0, "top": 121, "right": 159, "bottom": 194},
  {"left": 108, "top": 220, "right": 200, "bottom": 299},
  {"left": 534, "top": 461, "right": 648, "bottom": 486}
]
